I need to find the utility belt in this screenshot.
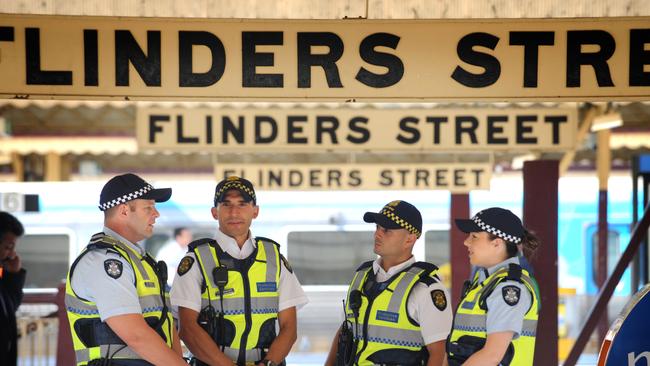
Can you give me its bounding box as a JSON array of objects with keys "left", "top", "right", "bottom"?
[
  {"left": 446, "top": 335, "right": 513, "bottom": 366},
  {"left": 86, "top": 359, "right": 155, "bottom": 366},
  {"left": 189, "top": 358, "right": 286, "bottom": 366}
]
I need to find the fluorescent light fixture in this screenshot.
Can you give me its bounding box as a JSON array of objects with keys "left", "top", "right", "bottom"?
[{"left": 591, "top": 112, "right": 623, "bottom": 132}]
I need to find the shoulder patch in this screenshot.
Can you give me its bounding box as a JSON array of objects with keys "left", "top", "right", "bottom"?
[
  {"left": 431, "top": 289, "right": 447, "bottom": 311},
  {"left": 177, "top": 256, "right": 195, "bottom": 276},
  {"left": 104, "top": 259, "right": 123, "bottom": 279},
  {"left": 502, "top": 285, "right": 521, "bottom": 306},
  {"left": 280, "top": 254, "right": 293, "bottom": 273}
]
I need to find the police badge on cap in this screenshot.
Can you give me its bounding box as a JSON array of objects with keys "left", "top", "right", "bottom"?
[{"left": 99, "top": 173, "right": 172, "bottom": 211}]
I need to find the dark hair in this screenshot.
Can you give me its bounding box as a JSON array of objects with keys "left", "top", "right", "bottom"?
[
  {"left": 0, "top": 211, "right": 25, "bottom": 237},
  {"left": 489, "top": 228, "right": 540, "bottom": 259},
  {"left": 173, "top": 227, "right": 188, "bottom": 238}
]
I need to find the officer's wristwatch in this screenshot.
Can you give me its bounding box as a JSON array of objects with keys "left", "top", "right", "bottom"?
[{"left": 261, "top": 359, "right": 277, "bottom": 366}]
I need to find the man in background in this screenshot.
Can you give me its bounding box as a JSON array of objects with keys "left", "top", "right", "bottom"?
[
  {"left": 156, "top": 227, "right": 193, "bottom": 285},
  {"left": 0, "top": 211, "right": 26, "bottom": 366}
]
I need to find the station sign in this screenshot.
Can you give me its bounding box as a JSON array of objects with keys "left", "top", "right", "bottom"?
[
  {"left": 0, "top": 14, "right": 649, "bottom": 101},
  {"left": 214, "top": 163, "right": 491, "bottom": 192},
  {"left": 137, "top": 107, "right": 576, "bottom": 151}
]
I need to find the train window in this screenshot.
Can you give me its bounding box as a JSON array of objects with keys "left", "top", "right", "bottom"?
[
  {"left": 287, "top": 231, "right": 374, "bottom": 285},
  {"left": 591, "top": 230, "right": 621, "bottom": 281},
  {"left": 19, "top": 234, "right": 69, "bottom": 288},
  {"left": 424, "top": 230, "right": 450, "bottom": 265}
]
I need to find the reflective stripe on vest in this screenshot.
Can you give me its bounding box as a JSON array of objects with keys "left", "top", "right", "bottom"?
[
  {"left": 448, "top": 266, "right": 539, "bottom": 366},
  {"left": 193, "top": 237, "right": 281, "bottom": 364},
  {"left": 65, "top": 233, "right": 173, "bottom": 366},
  {"left": 346, "top": 264, "right": 432, "bottom": 365}
]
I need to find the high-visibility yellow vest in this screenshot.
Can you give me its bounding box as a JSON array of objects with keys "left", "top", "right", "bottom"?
[
  {"left": 191, "top": 236, "right": 281, "bottom": 365},
  {"left": 65, "top": 232, "right": 173, "bottom": 366},
  {"left": 447, "top": 263, "right": 539, "bottom": 366},
  {"left": 343, "top": 261, "right": 440, "bottom": 366}
]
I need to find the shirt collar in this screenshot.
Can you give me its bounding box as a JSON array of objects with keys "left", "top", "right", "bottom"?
[
  {"left": 103, "top": 226, "right": 145, "bottom": 256},
  {"left": 215, "top": 228, "right": 256, "bottom": 259},
  {"left": 372, "top": 256, "right": 416, "bottom": 278}
]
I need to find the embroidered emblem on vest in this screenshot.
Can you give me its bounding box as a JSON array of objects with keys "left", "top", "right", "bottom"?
[
  {"left": 502, "top": 285, "right": 521, "bottom": 306},
  {"left": 431, "top": 289, "right": 448, "bottom": 311},
  {"left": 104, "top": 259, "right": 123, "bottom": 279}
]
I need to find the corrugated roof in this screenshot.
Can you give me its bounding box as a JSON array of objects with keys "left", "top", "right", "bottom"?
[{"left": 0, "top": 136, "right": 137, "bottom": 155}]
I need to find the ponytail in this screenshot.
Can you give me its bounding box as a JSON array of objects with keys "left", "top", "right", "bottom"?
[{"left": 520, "top": 228, "right": 540, "bottom": 259}]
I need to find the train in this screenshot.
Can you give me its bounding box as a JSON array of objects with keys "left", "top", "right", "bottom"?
[{"left": 0, "top": 170, "right": 639, "bottom": 362}]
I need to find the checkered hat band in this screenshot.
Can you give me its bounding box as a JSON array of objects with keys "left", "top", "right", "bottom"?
[
  {"left": 217, "top": 182, "right": 256, "bottom": 201},
  {"left": 472, "top": 216, "right": 522, "bottom": 244},
  {"left": 381, "top": 209, "right": 420, "bottom": 236},
  {"left": 98, "top": 184, "right": 153, "bottom": 211}
]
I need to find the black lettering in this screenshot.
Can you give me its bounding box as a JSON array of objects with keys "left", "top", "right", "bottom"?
[
  {"left": 289, "top": 170, "right": 303, "bottom": 187},
  {"left": 297, "top": 32, "right": 343, "bottom": 88},
  {"left": 452, "top": 32, "right": 500, "bottom": 88},
  {"left": 316, "top": 116, "right": 339, "bottom": 144},
  {"left": 242, "top": 32, "right": 283, "bottom": 87},
  {"left": 630, "top": 29, "right": 650, "bottom": 86},
  {"left": 566, "top": 30, "right": 615, "bottom": 87},
  {"left": 355, "top": 32, "right": 404, "bottom": 88},
  {"left": 455, "top": 116, "right": 479, "bottom": 144},
  {"left": 397, "top": 117, "right": 420, "bottom": 144},
  {"left": 179, "top": 31, "right": 226, "bottom": 87},
  {"left": 25, "top": 28, "right": 72, "bottom": 85},
  {"left": 269, "top": 170, "right": 282, "bottom": 187},
  {"left": 149, "top": 114, "right": 169, "bottom": 143},
  {"left": 206, "top": 116, "right": 213, "bottom": 144},
  {"left": 349, "top": 170, "right": 362, "bottom": 187},
  {"left": 0, "top": 26, "right": 14, "bottom": 41},
  {"left": 516, "top": 115, "right": 537, "bottom": 144},
  {"left": 544, "top": 115, "right": 567, "bottom": 144},
  {"left": 379, "top": 170, "right": 392, "bottom": 186},
  {"left": 328, "top": 170, "right": 342, "bottom": 187},
  {"left": 347, "top": 117, "right": 371, "bottom": 144},
  {"left": 471, "top": 169, "right": 484, "bottom": 186},
  {"left": 223, "top": 169, "right": 238, "bottom": 180},
  {"left": 115, "top": 30, "right": 161, "bottom": 86},
  {"left": 487, "top": 115, "right": 508, "bottom": 144},
  {"left": 426, "top": 117, "right": 447, "bottom": 144},
  {"left": 415, "top": 169, "right": 429, "bottom": 187},
  {"left": 509, "top": 31, "right": 555, "bottom": 87},
  {"left": 255, "top": 116, "right": 278, "bottom": 144},
  {"left": 84, "top": 29, "right": 98, "bottom": 86},
  {"left": 454, "top": 169, "right": 466, "bottom": 186},
  {"left": 397, "top": 169, "right": 409, "bottom": 186},
  {"left": 309, "top": 169, "right": 322, "bottom": 187},
  {"left": 177, "top": 115, "right": 199, "bottom": 143},
  {"left": 222, "top": 116, "right": 245, "bottom": 144},
  {"left": 436, "top": 169, "right": 448, "bottom": 187},
  {"left": 287, "top": 116, "right": 308, "bottom": 144}
]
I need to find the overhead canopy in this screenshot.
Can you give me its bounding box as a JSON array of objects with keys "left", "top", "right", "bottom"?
[{"left": 0, "top": 136, "right": 137, "bottom": 155}]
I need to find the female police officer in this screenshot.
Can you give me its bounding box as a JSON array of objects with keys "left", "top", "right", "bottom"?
[{"left": 445, "top": 207, "right": 540, "bottom": 366}]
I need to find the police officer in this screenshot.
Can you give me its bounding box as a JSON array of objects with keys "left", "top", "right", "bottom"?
[
  {"left": 325, "top": 200, "right": 453, "bottom": 366},
  {"left": 171, "top": 176, "right": 308, "bottom": 366},
  {"left": 446, "top": 207, "right": 540, "bottom": 366},
  {"left": 65, "top": 173, "right": 187, "bottom": 366}
]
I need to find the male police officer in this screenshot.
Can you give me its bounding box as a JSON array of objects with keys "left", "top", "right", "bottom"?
[
  {"left": 65, "top": 173, "right": 187, "bottom": 366},
  {"left": 171, "top": 176, "right": 307, "bottom": 366},
  {"left": 325, "top": 200, "right": 453, "bottom": 366}
]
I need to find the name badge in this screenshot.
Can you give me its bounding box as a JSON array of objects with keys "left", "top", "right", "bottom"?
[
  {"left": 376, "top": 310, "right": 399, "bottom": 323},
  {"left": 256, "top": 281, "right": 277, "bottom": 292}
]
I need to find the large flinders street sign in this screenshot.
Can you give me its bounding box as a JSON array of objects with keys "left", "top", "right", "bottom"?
[{"left": 0, "top": 14, "right": 649, "bottom": 101}]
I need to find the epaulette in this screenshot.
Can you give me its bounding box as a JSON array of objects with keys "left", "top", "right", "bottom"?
[
  {"left": 255, "top": 236, "right": 281, "bottom": 247},
  {"left": 412, "top": 261, "right": 440, "bottom": 286},
  {"left": 505, "top": 263, "right": 523, "bottom": 282},
  {"left": 356, "top": 260, "right": 374, "bottom": 272},
  {"left": 188, "top": 238, "right": 216, "bottom": 251}
]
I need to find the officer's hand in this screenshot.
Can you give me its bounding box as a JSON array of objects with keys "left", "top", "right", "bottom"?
[{"left": 5, "top": 252, "right": 21, "bottom": 273}]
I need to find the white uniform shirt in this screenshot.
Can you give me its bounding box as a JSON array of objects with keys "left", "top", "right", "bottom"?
[
  {"left": 155, "top": 239, "right": 188, "bottom": 285},
  {"left": 371, "top": 257, "right": 453, "bottom": 345},
  {"left": 170, "top": 229, "right": 308, "bottom": 314},
  {"left": 473, "top": 256, "right": 533, "bottom": 339},
  {"left": 70, "top": 227, "right": 146, "bottom": 321}
]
